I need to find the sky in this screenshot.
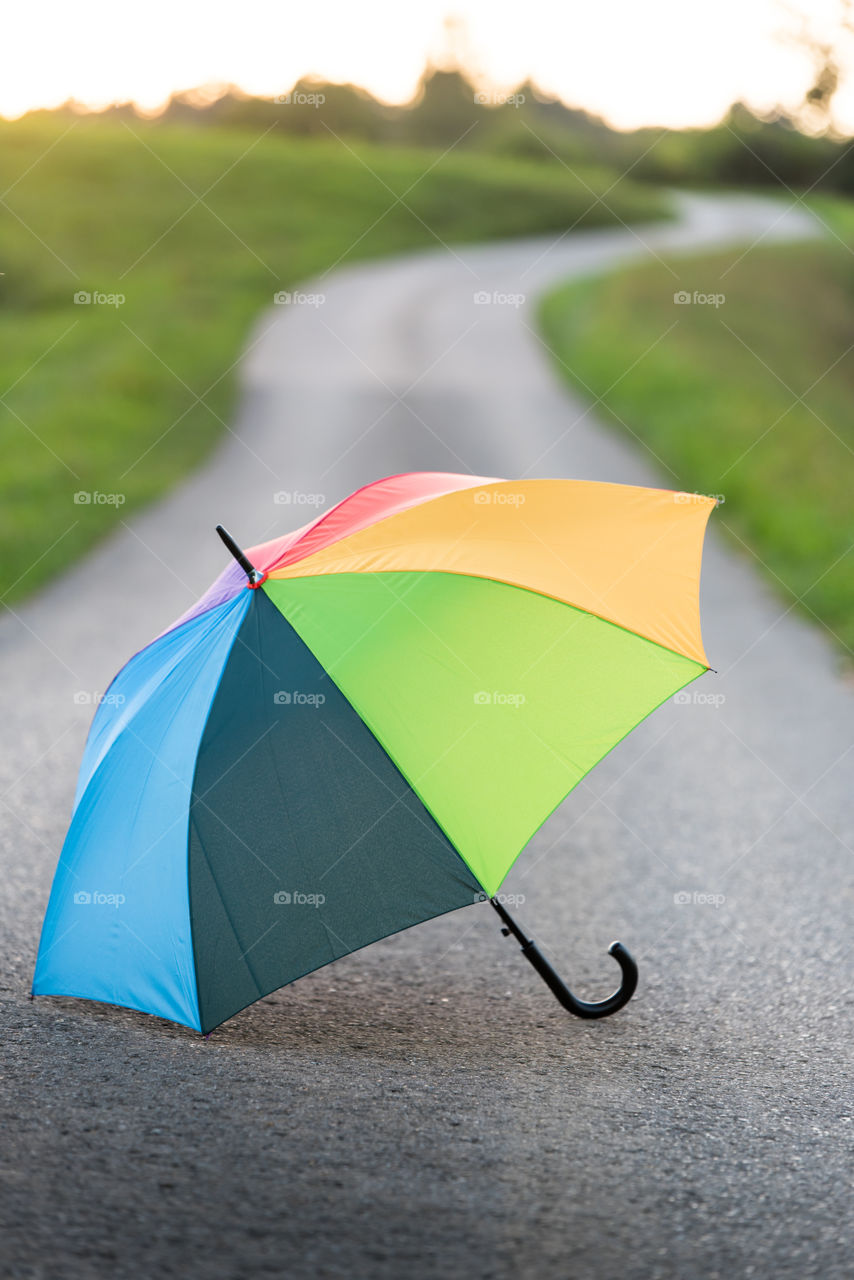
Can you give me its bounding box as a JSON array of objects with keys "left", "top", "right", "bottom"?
[{"left": 5, "top": 0, "right": 854, "bottom": 132}]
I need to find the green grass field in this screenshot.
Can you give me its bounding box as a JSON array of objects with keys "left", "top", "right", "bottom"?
[
  {"left": 539, "top": 206, "right": 854, "bottom": 659},
  {"left": 0, "top": 114, "right": 668, "bottom": 602}
]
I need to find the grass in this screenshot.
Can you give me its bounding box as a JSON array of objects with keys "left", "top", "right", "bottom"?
[
  {"left": 0, "top": 114, "right": 669, "bottom": 602},
  {"left": 538, "top": 202, "right": 854, "bottom": 660}
]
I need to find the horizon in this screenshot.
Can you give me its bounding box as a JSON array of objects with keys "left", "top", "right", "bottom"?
[
  {"left": 5, "top": 0, "right": 854, "bottom": 134},
  {"left": 1, "top": 67, "right": 777, "bottom": 139}
]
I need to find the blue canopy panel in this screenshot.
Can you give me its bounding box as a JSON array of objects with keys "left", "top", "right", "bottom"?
[{"left": 32, "top": 591, "right": 250, "bottom": 1030}]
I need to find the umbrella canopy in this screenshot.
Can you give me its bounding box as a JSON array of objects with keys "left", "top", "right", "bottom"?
[{"left": 33, "top": 473, "right": 716, "bottom": 1033}]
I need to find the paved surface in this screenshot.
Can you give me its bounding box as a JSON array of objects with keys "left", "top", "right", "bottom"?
[{"left": 2, "top": 193, "right": 852, "bottom": 1279}]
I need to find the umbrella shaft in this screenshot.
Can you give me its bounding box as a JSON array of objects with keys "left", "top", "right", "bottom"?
[{"left": 489, "top": 895, "right": 530, "bottom": 946}]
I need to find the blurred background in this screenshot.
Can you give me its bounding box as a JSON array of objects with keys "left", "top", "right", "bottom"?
[
  {"left": 4, "top": 12, "right": 854, "bottom": 1277},
  {"left": 2, "top": 0, "right": 853, "bottom": 655}
]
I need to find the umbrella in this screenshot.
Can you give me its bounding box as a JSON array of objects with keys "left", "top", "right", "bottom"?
[{"left": 33, "top": 473, "right": 716, "bottom": 1033}]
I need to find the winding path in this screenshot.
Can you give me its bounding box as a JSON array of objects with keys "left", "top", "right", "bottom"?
[{"left": 3, "top": 193, "right": 852, "bottom": 1279}]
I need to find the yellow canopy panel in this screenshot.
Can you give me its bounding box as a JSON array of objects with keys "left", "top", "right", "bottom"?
[{"left": 268, "top": 479, "right": 715, "bottom": 667}]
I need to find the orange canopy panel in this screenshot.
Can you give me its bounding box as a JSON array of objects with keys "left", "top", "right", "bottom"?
[{"left": 268, "top": 479, "right": 715, "bottom": 667}]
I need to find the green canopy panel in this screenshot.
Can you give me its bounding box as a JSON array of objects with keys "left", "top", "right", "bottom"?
[
  {"left": 189, "top": 590, "right": 483, "bottom": 1032},
  {"left": 267, "top": 571, "right": 706, "bottom": 895}
]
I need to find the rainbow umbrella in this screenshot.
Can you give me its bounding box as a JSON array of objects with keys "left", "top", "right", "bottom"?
[{"left": 33, "top": 473, "right": 716, "bottom": 1033}]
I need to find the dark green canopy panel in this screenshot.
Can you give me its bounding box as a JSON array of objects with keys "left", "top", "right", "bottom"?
[{"left": 188, "top": 591, "right": 482, "bottom": 1032}]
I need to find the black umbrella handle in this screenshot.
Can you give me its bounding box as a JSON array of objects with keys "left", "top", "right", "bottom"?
[{"left": 490, "top": 896, "right": 637, "bottom": 1019}]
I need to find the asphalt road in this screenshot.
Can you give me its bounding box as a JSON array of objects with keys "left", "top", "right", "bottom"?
[{"left": 2, "top": 193, "right": 852, "bottom": 1279}]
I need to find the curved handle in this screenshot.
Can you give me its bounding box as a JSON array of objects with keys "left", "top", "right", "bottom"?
[
  {"left": 490, "top": 896, "right": 638, "bottom": 1020},
  {"left": 520, "top": 937, "right": 638, "bottom": 1019}
]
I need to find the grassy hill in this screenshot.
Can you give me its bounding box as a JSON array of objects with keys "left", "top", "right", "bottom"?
[
  {"left": 0, "top": 114, "right": 669, "bottom": 602},
  {"left": 539, "top": 201, "right": 854, "bottom": 658}
]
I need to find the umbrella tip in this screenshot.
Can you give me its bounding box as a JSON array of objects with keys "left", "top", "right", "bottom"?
[{"left": 216, "top": 524, "right": 261, "bottom": 586}]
